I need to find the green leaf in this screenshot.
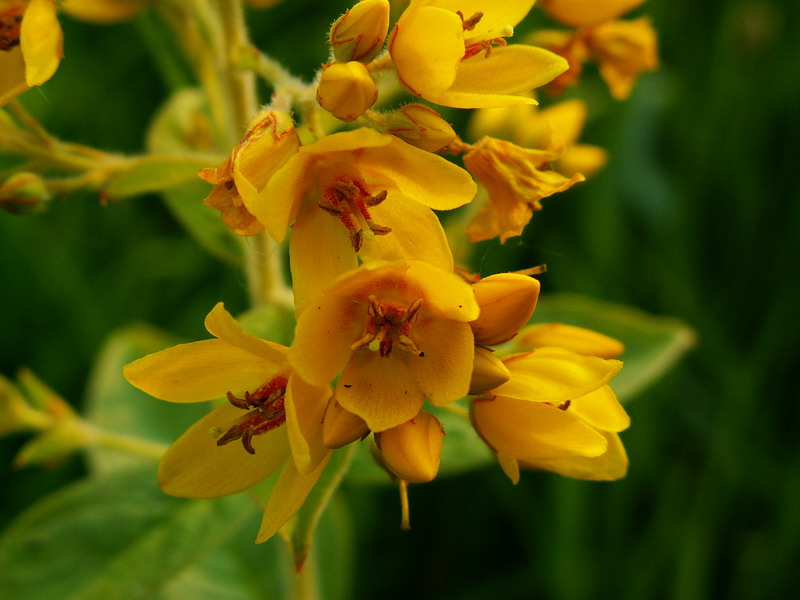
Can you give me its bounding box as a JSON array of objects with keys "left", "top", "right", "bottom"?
[
  {"left": 106, "top": 154, "right": 220, "bottom": 199},
  {"left": 530, "top": 294, "right": 696, "bottom": 401},
  {"left": 0, "top": 466, "right": 279, "bottom": 600},
  {"left": 83, "top": 324, "right": 209, "bottom": 476}
]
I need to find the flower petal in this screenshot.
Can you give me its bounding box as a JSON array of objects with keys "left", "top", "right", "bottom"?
[
  {"left": 495, "top": 347, "right": 622, "bottom": 403},
  {"left": 336, "top": 351, "right": 424, "bottom": 432},
  {"left": 285, "top": 373, "right": 332, "bottom": 473},
  {"left": 542, "top": 0, "right": 646, "bottom": 28},
  {"left": 255, "top": 450, "right": 332, "bottom": 543},
  {"left": 20, "top": 0, "right": 62, "bottom": 87},
  {"left": 570, "top": 385, "right": 630, "bottom": 432},
  {"left": 250, "top": 152, "right": 314, "bottom": 242},
  {"left": 0, "top": 46, "right": 29, "bottom": 106},
  {"left": 204, "top": 302, "right": 288, "bottom": 362},
  {"left": 430, "top": 0, "right": 535, "bottom": 33},
  {"left": 520, "top": 430, "right": 628, "bottom": 480},
  {"left": 124, "top": 339, "right": 283, "bottom": 403},
  {"left": 158, "top": 403, "right": 291, "bottom": 498}
]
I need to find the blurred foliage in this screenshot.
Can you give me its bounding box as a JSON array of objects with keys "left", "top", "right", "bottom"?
[{"left": 2, "top": 0, "right": 799, "bottom": 599}]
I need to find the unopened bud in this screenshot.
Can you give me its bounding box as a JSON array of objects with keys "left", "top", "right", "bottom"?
[
  {"left": 469, "top": 346, "right": 511, "bottom": 395},
  {"left": 13, "top": 422, "right": 90, "bottom": 468},
  {"left": 516, "top": 323, "right": 624, "bottom": 358},
  {"left": 317, "top": 61, "right": 378, "bottom": 121},
  {"left": 0, "top": 172, "right": 51, "bottom": 215},
  {"left": 329, "top": 0, "right": 390, "bottom": 63},
  {"left": 322, "top": 399, "right": 370, "bottom": 448},
  {"left": 375, "top": 411, "right": 444, "bottom": 483},
  {"left": 471, "top": 273, "right": 541, "bottom": 346},
  {"left": 385, "top": 104, "right": 456, "bottom": 152},
  {"left": 0, "top": 375, "right": 51, "bottom": 436}
]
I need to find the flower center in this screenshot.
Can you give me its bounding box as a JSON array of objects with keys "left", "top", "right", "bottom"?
[
  {"left": 318, "top": 177, "right": 391, "bottom": 251},
  {"left": 457, "top": 10, "right": 513, "bottom": 60},
  {"left": 351, "top": 295, "right": 424, "bottom": 357},
  {"left": 0, "top": 6, "right": 23, "bottom": 51},
  {"left": 215, "top": 376, "right": 287, "bottom": 454}
]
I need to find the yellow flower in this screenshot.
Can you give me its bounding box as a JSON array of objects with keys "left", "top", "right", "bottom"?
[
  {"left": 471, "top": 346, "right": 628, "bottom": 482},
  {"left": 463, "top": 136, "right": 584, "bottom": 243},
  {"left": 60, "top": 0, "right": 147, "bottom": 23},
  {"left": 199, "top": 110, "right": 300, "bottom": 236},
  {"left": 388, "top": 0, "right": 568, "bottom": 108},
  {"left": 542, "top": 0, "right": 647, "bottom": 28},
  {"left": 0, "top": 0, "right": 62, "bottom": 106},
  {"left": 124, "top": 303, "right": 332, "bottom": 533},
  {"left": 289, "top": 260, "right": 479, "bottom": 432},
  {"left": 590, "top": 17, "right": 659, "bottom": 100},
  {"left": 250, "top": 128, "right": 476, "bottom": 312},
  {"left": 468, "top": 99, "right": 608, "bottom": 178}
]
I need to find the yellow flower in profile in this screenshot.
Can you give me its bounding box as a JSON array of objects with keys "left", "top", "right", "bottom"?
[
  {"left": 199, "top": 110, "right": 300, "bottom": 236},
  {"left": 463, "top": 136, "right": 584, "bottom": 243},
  {"left": 250, "top": 128, "right": 476, "bottom": 312},
  {"left": 590, "top": 17, "right": 659, "bottom": 100},
  {"left": 0, "top": 0, "right": 62, "bottom": 106},
  {"left": 289, "top": 260, "right": 479, "bottom": 433},
  {"left": 124, "top": 303, "right": 333, "bottom": 541},
  {"left": 389, "top": 0, "right": 568, "bottom": 108},
  {"left": 471, "top": 346, "right": 628, "bottom": 482}
]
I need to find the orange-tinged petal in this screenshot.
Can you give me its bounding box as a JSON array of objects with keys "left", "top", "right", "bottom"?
[
  {"left": 359, "top": 191, "right": 454, "bottom": 272},
  {"left": 591, "top": 17, "right": 659, "bottom": 100},
  {"left": 204, "top": 302, "right": 288, "bottom": 362},
  {"left": 289, "top": 199, "right": 359, "bottom": 316},
  {"left": 285, "top": 373, "right": 331, "bottom": 473},
  {"left": 123, "top": 339, "right": 283, "bottom": 403},
  {"left": 495, "top": 347, "right": 622, "bottom": 403},
  {"left": 390, "top": 5, "right": 463, "bottom": 97},
  {"left": 570, "top": 385, "right": 629, "bottom": 432},
  {"left": 473, "top": 395, "right": 607, "bottom": 460},
  {"left": 359, "top": 136, "right": 476, "bottom": 211},
  {"left": 336, "top": 351, "right": 424, "bottom": 432},
  {"left": 542, "top": 0, "right": 646, "bottom": 27},
  {"left": 20, "top": 0, "right": 62, "bottom": 87},
  {"left": 256, "top": 451, "right": 332, "bottom": 543},
  {"left": 520, "top": 430, "right": 628, "bottom": 480},
  {"left": 556, "top": 144, "right": 608, "bottom": 178},
  {"left": 0, "top": 46, "right": 28, "bottom": 106},
  {"left": 158, "top": 403, "right": 291, "bottom": 498},
  {"left": 430, "top": 45, "right": 567, "bottom": 108},
  {"left": 404, "top": 319, "right": 475, "bottom": 405},
  {"left": 60, "top": 0, "right": 146, "bottom": 23}
]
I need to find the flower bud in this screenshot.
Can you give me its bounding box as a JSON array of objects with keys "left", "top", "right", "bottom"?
[
  {"left": 316, "top": 61, "right": 378, "bottom": 121},
  {"left": 385, "top": 103, "right": 456, "bottom": 152},
  {"left": 470, "top": 273, "right": 541, "bottom": 346},
  {"left": 329, "top": 0, "right": 390, "bottom": 63},
  {"left": 0, "top": 375, "right": 51, "bottom": 436},
  {"left": 0, "top": 172, "right": 51, "bottom": 215},
  {"left": 375, "top": 411, "right": 444, "bottom": 483},
  {"left": 516, "top": 323, "right": 624, "bottom": 358},
  {"left": 469, "top": 346, "right": 511, "bottom": 395},
  {"left": 322, "top": 398, "right": 370, "bottom": 448}
]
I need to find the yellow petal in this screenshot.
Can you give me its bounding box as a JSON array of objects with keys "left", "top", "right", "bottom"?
[
  {"left": 358, "top": 191, "right": 454, "bottom": 272},
  {"left": 472, "top": 394, "right": 607, "bottom": 460},
  {"left": 497, "top": 452, "right": 521, "bottom": 484},
  {"left": 520, "top": 430, "right": 628, "bottom": 480},
  {"left": 495, "top": 347, "right": 622, "bottom": 403},
  {"left": 470, "top": 345, "right": 511, "bottom": 395},
  {"left": 360, "top": 136, "right": 477, "bottom": 211},
  {"left": 376, "top": 410, "right": 443, "bottom": 482},
  {"left": 516, "top": 323, "right": 624, "bottom": 358},
  {"left": 570, "top": 385, "right": 630, "bottom": 432},
  {"left": 471, "top": 273, "right": 540, "bottom": 346},
  {"left": 285, "top": 373, "right": 332, "bottom": 473},
  {"left": 60, "top": 0, "right": 146, "bottom": 23},
  {"left": 20, "top": 0, "right": 62, "bottom": 87},
  {"left": 404, "top": 261, "right": 479, "bottom": 321},
  {"left": 0, "top": 46, "right": 28, "bottom": 106},
  {"left": 538, "top": 99, "right": 587, "bottom": 148},
  {"left": 390, "top": 5, "right": 463, "bottom": 97},
  {"left": 204, "top": 302, "right": 288, "bottom": 362},
  {"left": 158, "top": 403, "right": 291, "bottom": 498},
  {"left": 556, "top": 144, "right": 608, "bottom": 178},
  {"left": 403, "top": 319, "right": 475, "bottom": 405},
  {"left": 336, "top": 351, "right": 424, "bottom": 432},
  {"left": 431, "top": 45, "right": 568, "bottom": 108},
  {"left": 124, "top": 339, "right": 284, "bottom": 403},
  {"left": 591, "top": 17, "right": 659, "bottom": 100},
  {"left": 428, "top": 0, "right": 535, "bottom": 33},
  {"left": 255, "top": 451, "right": 331, "bottom": 543},
  {"left": 542, "top": 0, "right": 647, "bottom": 28}
]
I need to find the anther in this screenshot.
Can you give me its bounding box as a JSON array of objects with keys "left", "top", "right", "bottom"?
[{"left": 456, "top": 11, "right": 483, "bottom": 31}]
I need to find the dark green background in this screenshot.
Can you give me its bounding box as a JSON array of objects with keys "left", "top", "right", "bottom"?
[{"left": 2, "top": 0, "right": 798, "bottom": 598}]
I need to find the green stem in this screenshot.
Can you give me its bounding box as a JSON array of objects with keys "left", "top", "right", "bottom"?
[
  {"left": 88, "top": 427, "right": 168, "bottom": 460},
  {"left": 287, "top": 547, "right": 320, "bottom": 600},
  {"left": 218, "top": 0, "right": 258, "bottom": 132},
  {"left": 242, "top": 232, "right": 293, "bottom": 309}
]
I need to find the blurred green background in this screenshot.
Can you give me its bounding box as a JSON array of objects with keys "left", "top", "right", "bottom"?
[{"left": 2, "top": 0, "right": 798, "bottom": 598}]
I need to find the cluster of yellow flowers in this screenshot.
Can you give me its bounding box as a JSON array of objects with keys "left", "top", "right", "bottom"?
[{"left": 1, "top": 0, "right": 657, "bottom": 544}]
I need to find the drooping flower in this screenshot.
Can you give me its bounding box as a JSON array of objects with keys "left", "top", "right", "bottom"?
[
  {"left": 289, "top": 260, "right": 479, "bottom": 432},
  {"left": 389, "top": 0, "right": 568, "bottom": 108},
  {"left": 589, "top": 17, "right": 659, "bottom": 100},
  {"left": 123, "top": 303, "right": 333, "bottom": 541},
  {"left": 199, "top": 110, "right": 300, "bottom": 236},
  {"left": 250, "top": 128, "right": 476, "bottom": 313},
  {"left": 0, "top": 0, "right": 62, "bottom": 106}
]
